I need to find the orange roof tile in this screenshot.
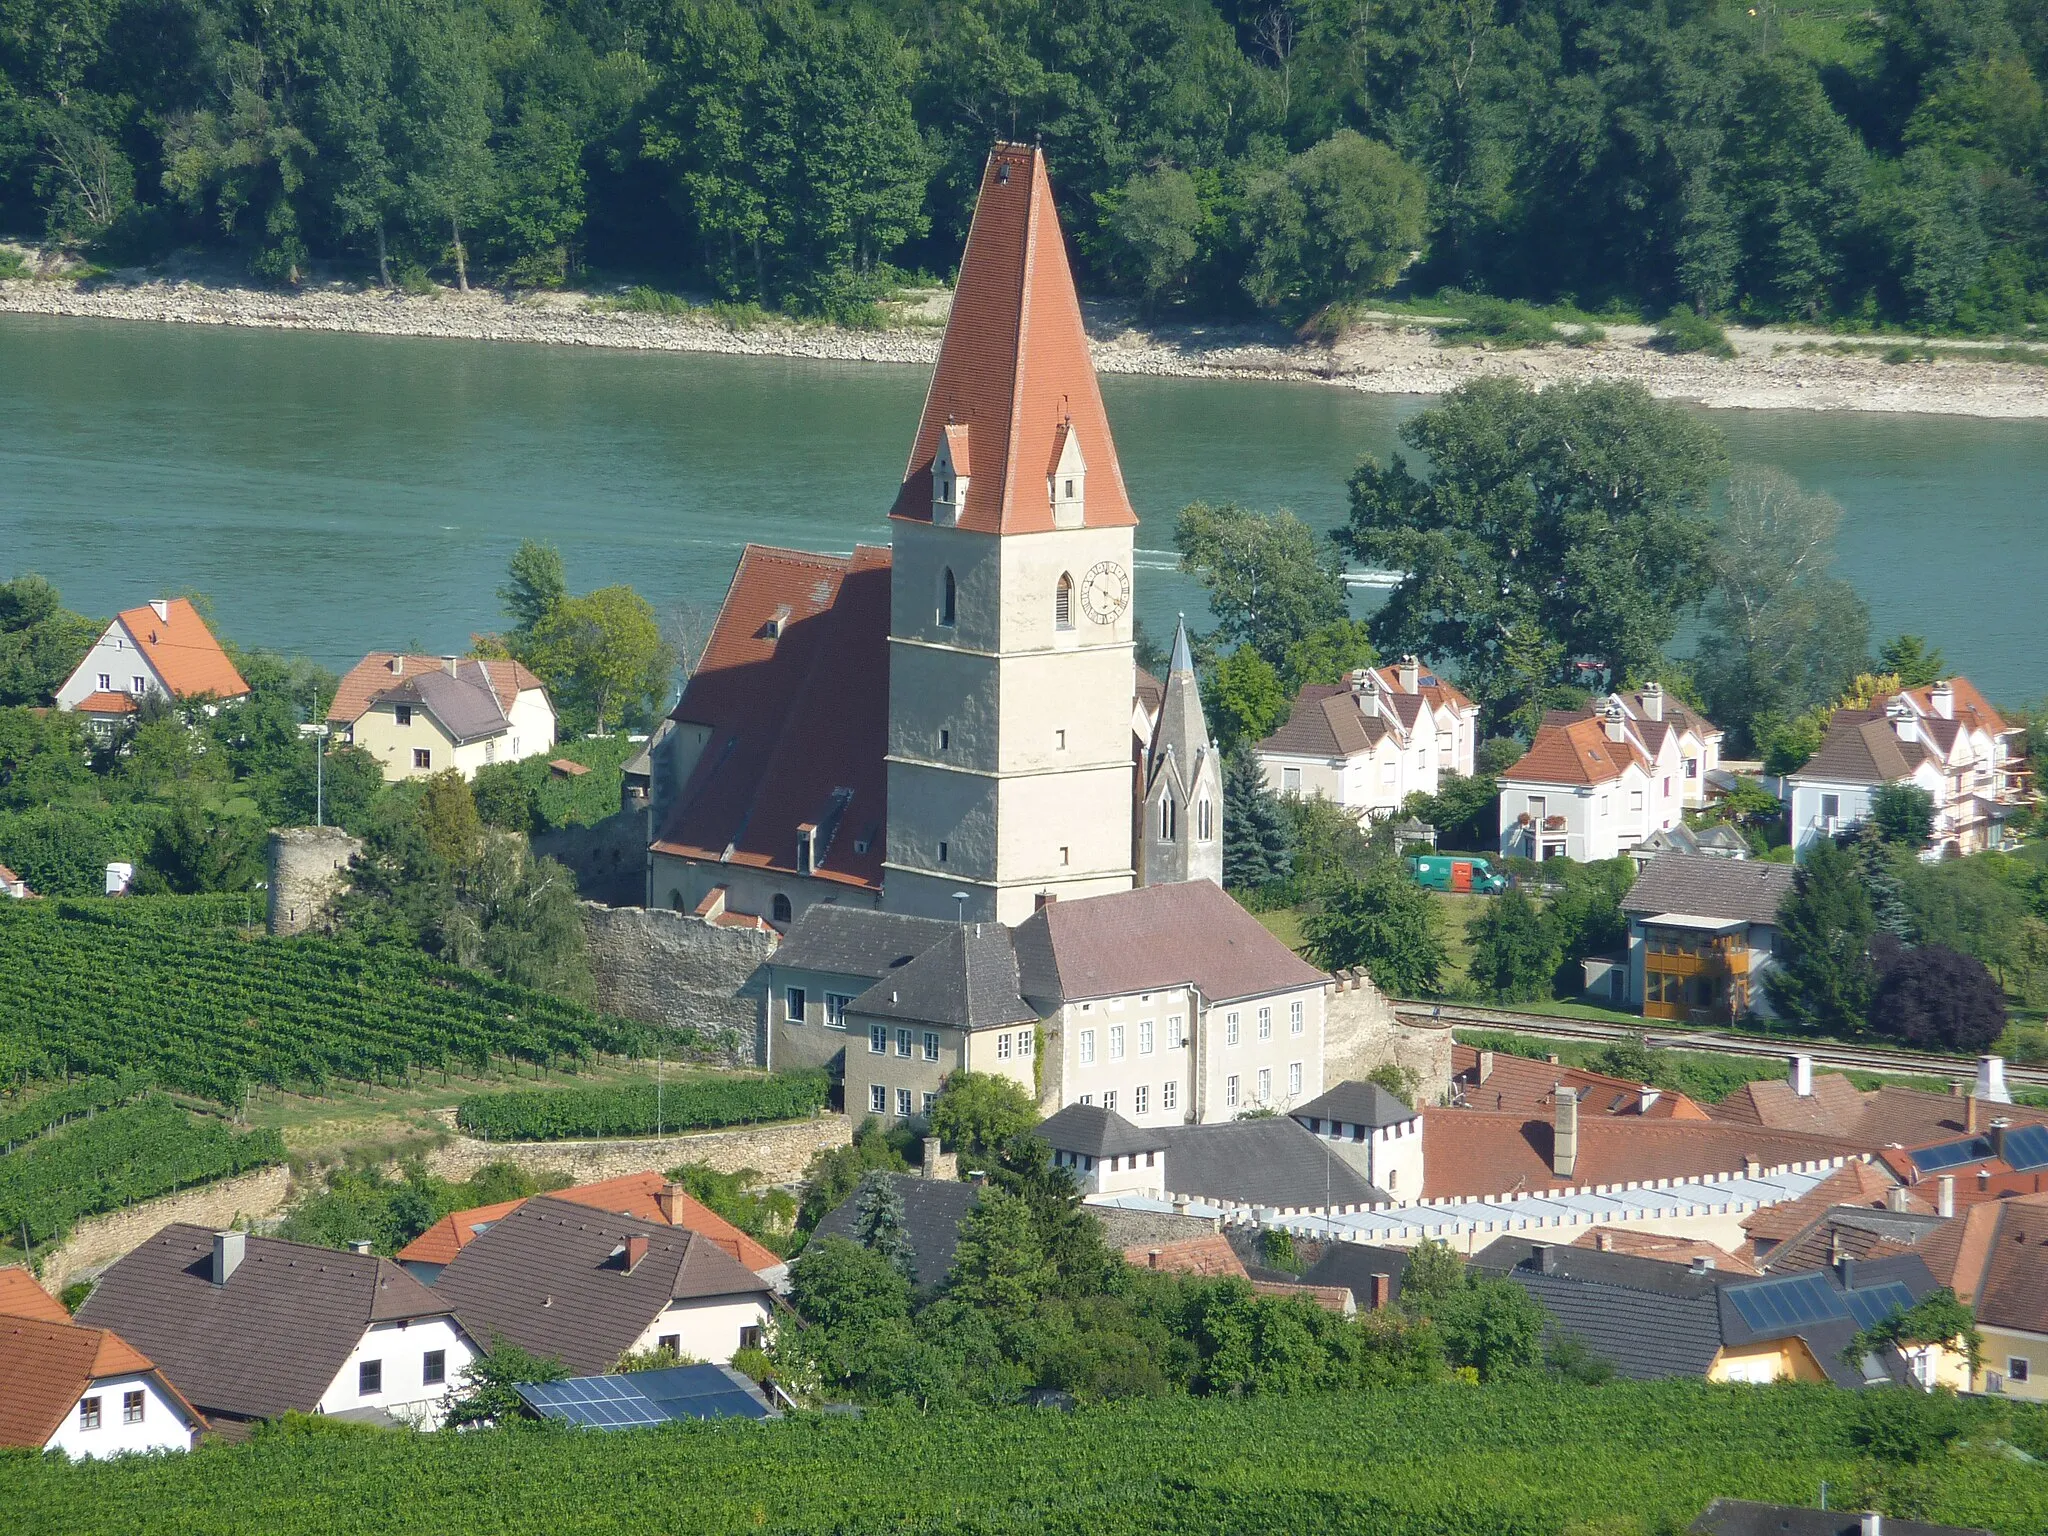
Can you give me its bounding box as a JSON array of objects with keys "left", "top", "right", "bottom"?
[
  {"left": 1122, "top": 1234, "right": 1248, "bottom": 1279},
  {"left": 0, "top": 1311, "right": 198, "bottom": 1450},
  {"left": 74, "top": 690, "right": 138, "bottom": 715},
  {"left": 1570, "top": 1228, "right": 1758, "bottom": 1274},
  {"left": 1251, "top": 1279, "right": 1353, "bottom": 1313},
  {"left": 889, "top": 144, "right": 1136, "bottom": 536},
  {"left": 1887, "top": 678, "right": 2009, "bottom": 739},
  {"left": 1450, "top": 1045, "right": 1712, "bottom": 1121},
  {"left": 1500, "top": 715, "right": 1638, "bottom": 786},
  {"left": 0, "top": 1266, "right": 73, "bottom": 1324},
  {"left": 1739, "top": 1162, "right": 1917, "bottom": 1244},
  {"left": 1708, "top": 1073, "right": 2048, "bottom": 1149},
  {"left": 328, "top": 653, "right": 544, "bottom": 727},
  {"left": 115, "top": 599, "right": 249, "bottom": 700}
]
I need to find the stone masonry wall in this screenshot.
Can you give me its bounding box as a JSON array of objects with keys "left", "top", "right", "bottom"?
[
  {"left": 267, "top": 826, "right": 363, "bottom": 936},
  {"left": 1323, "top": 970, "right": 1454, "bottom": 1106},
  {"left": 581, "top": 901, "right": 775, "bottom": 1065},
  {"left": 422, "top": 1111, "right": 850, "bottom": 1186},
  {"left": 39, "top": 1165, "right": 295, "bottom": 1290},
  {"left": 533, "top": 806, "right": 649, "bottom": 908}
]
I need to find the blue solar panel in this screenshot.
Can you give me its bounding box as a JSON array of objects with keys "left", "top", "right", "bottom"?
[
  {"left": 517, "top": 1366, "right": 769, "bottom": 1430},
  {"left": 1729, "top": 1273, "right": 1920, "bottom": 1337},
  {"left": 2000, "top": 1124, "right": 2048, "bottom": 1172},
  {"left": 1843, "top": 1281, "right": 1917, "bottom": 1331},
  {"left": 1909, "top": 1136, "right": 1993, "bottom": 1173}
]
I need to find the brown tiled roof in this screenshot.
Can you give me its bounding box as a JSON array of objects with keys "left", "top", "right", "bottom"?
[
  {"left": 1888, "top": 678, "right": 2008, "bottom": 739},
  {"left": 1012, "top": 880, "right": 1325, "bottom": 1006},
  {"left": 1740, "top": 1161, "right": 1912, "bottom": 1244},
  {"left": 74, "top": 690, "right": 138, "bottom": 715},
  {"left": 1611, "top": 688, "right": 1719, "bottom": 743},
  {"left": 1790, "top": 710, "right": 1925, "bottom": 785},
  {"left": 328, "top": 653, "right": 544, "bottom": 727},
  {"left": 428, "top": 1195, "right": 770, "bottom": 1376},
  {"left": 77, "top": 1225, "right": 456, "bottom": 1422},
  {"left": 1570, "top": 1228, "right": 1758, "bottom": 1274},
  {"left": 399, "top": 1173, "right": 782, "bottom": 1277},
  {"left": 1449, "top": 1045, "right": 1712, "bottom": 1121},
  {"left": 1708, "top": 1073, "right": 2048, "bottom": 1149},
  {"left": 1500, "top": 715, "right": 1637, "bottom": 786},
  {"left": 1936, "top": 1191, "right": 2048, "bottom": 1334},
  {"left": 653, "top": 544, "right": 891, "bottom": 890},
  {"left": 1257, "top": 684, "right": 1400, "bottom": 759},
  {"left": 1373, "top": 660, "right": 1474, "bottom": 714},
  {"left": 1417, "top": 1108, "right": 1867, "bottom": 1200},
  {"left": 115, "top": 599, "right": 250, "bottom": 700},
  {"left": 1122, "top": 1234, "right": 1248, "bottom": 1279},
  {"left": 1250, "top": 1279, "right": 1353, "bottom": 1313},
  {"left": 1913, "top": 1200, "right": 2004, "bottom": 1298},
  {"left": 889, "top": 145, "right": 1136, "bottom": 536},
  {"left": 0, "top": 1265, "right": 73, "bottom": 1323}
]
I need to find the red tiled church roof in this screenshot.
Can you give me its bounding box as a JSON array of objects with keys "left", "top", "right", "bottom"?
[{"left": 889, "top": 143, "right": 1136, "bottom": 535}]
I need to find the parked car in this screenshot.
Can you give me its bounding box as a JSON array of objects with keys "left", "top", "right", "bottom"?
[{"left": 1407, "top": 854, "right": 1508, "bottom": 894}]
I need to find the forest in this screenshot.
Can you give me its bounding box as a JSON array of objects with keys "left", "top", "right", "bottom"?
[{"left": 2, "top": 0, "right": 2044, "bottom": 330}]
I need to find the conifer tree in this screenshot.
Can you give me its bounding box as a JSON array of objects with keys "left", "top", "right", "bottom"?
[
  {"left": 1223, "top": 740, "right": 1293, "bottom": 890},
  {"left": 853, "top": 1168, "right": 915, "bottom": 1281},
  {"left": 1766, "top": 837, "right": 1876, "bottom": 1033}
]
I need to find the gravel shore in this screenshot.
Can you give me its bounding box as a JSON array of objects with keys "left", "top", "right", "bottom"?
[{"left": 5, "top": 274, "right": 2044, "bottom": 418}]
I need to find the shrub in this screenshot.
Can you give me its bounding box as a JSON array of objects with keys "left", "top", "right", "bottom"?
[
  {"left": 1436, "top": 296, "right": 1565, "bottom": 348},
  {"left": 455, "top": 1069, "right": 831, "bottom": 1141},
  {"left": 1869, "top": 941, "right": 2007, "bottom": 1053},
  {"left": 1650, "top": 307, "right": 1734, "bottom": 358}
]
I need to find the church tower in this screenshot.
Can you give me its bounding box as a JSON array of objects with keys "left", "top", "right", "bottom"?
[
  {"left": 882, "top": 144, "right": 1140, "bottom": 924},
  {"left": 1139, "top": 617, "right": 1224, "bottom": 888}
]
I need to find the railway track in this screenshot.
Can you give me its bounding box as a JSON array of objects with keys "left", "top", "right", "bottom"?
[{"left": 1391, "top": 999, "right": 2048, "bottom": 1090}]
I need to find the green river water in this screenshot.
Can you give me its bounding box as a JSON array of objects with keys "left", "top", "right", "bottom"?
[{"left": 2, "top": 314, "right": 2041, "bottom": 702}]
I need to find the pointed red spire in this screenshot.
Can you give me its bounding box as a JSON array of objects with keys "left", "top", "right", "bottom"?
[{"left": 889, "top": 144, "right": 1137, "bottom": 534}]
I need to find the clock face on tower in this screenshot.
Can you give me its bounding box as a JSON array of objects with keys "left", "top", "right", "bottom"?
[{"left": 1080, "top": 561, "right": 1131, "bottom": 625}]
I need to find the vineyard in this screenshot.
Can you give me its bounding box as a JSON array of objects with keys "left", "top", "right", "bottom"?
[
  {"left": 0, "top": 1076, "right": 140, "bottom": 1153},
  {"left": 0, "top": 1096, "right": 284, "bottom": 1245},
  {"left": 5, "top": 1381, "right": 2045, "bottom": 1535},
  {"left": 0, "top": 899, "right": 658, "bottom": 1103},
  {"left": 455, "top": 1070, "right": 831, "bottom": 1141}
]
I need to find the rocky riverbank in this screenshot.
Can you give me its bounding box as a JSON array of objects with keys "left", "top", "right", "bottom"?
[{"left": 5, "top": 269, "right": 2045, "bottom": 418}]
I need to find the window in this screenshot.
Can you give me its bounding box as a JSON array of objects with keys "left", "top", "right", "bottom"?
[
  {"left": 1079, "top": 1094, "right": 1093, "bottom": 1106},
  {"left": 996, "top": 1032, "right": 1013, "bottom": 1060},
  {"left": 870, "top": 1083, "right": 887, "bottom": 1113},
  {"left": 1016, "top": 1028, "right": 1033, "bottom": 1058},
  {"left": 123, "top": 1390, "right": 145, "bottom": 1423},
  {"left": 939, "top": 729, "right": 950, "bottom": 751},
  {"left": 1109, "top": 1025, "right": 1125, "bottom": 1061},
  {"left": 1055, "top": 573, "right": 1074, "bottom": 630},
  {"left": 1167, "top": 1015, "right": 1185, "bottom": 1049},
  {"left": 1159, "top": 797, "right": 1177, "bottom": 841},
  {"left": 484, "top": 741, "right": 496, "bottom": 764},
  {"left": 1821, "top": 793, "right": 1841, "bottom": 820},
  {"left": 1257, "top": 1007, "right": 1272, "bottom": 1041},
  {"left": 824, "top": 993, "right": 852, "bottom": 1030},
  {"left": 1289, "top": 1061, "right": 1303, "bottom": 1096},
  {"left": 1197, "top": 799, "right": 1213, "bottom": 840},
  {"left": 79, "top": 1397, "right": 101, "bottom": 1431},
  {"left": 1529, "top": 796, "right": 1547, "bottom": 823},
  {"left": 771, "top": 894, "right": 793, "bottom": 924},
  {"left": 937, "top": 841, "right": 949, "bottom": 864},
  {"left": 1290, "top": 1001, "right": 1303, "bottom": 1036},
  {"left": 786, "top": 987, "right": 808, "bottom": 1024},
  {"left": 96, "top": 672, "right": 110, "bottom": 691},
  {"left": 1257, "top": 1067, "right": 1272, "bottom": 1101},
  {"left": 896, "top": 1088, "right": 912, "bottom": 1118},
  {"left": 1056, "top": 730, "right": 1066, "bottom": 750},
  {"left": 922, "top": 1091, "right": 938, "bottom": 1116},
  {"left": 1060, "top": 846, "right": 1070, "bottom": 866},
  {"left": 423, "top": 1350, "right": 446, "bottom": 1386},
  {"left": 870, "top": 1025, "right": 888, "bottom": 1055},
  {"left": 1162, "top": 1081, "right": 1178, "bottom": 1112},
  {"left": 1282, "top": 767, "right": 1301, "bottom": 797},
  {"left": 939, "top": 568, "right": 956, "bottom": 627},
  {"left": 1225, "top": 1012, "right": 1240, "bottom": 1047},
  {"left": 2011, "top": 1357, "right": 2032, "bottom": 1383},
  {"left": 1630, "top": 789, "right": 1644, "bottom": 812},
  {"left": 1685, "top": 757, "right": 1699, "bottom": 779},
  {"left": 1138, "top": 1019, "right": 1154, "bottom": 1055},
  {"left": 1134, "top": 1085, "right": 1149, "bottom": 1115},
  {"left": 394, "top": 705, "right": 412, "bottom": 726},
  {"left": 131, "top": 675, "right": 148, "bottom": 695},
  {"left": 413, "top": 748, "right": 432, "bottom": 769},
  {"left": 1065, "top": 479, "right": 1075, "bottom": 498},
  {"left": 922, "top": 1031, "right": 940, "bottom": 1062},
  {"left": 1225, "top": 1075, "right": 1240, "bottom": 1109},
  {"left": 359, "top": 1360, "right": 383, "bottom": 1395},
  {"left": 1104, "top": 1089, "right": 1117, "bottom": 1111},
  {"left": 1079, "top": 1029, "right": 1096, "bottom": 1065},
  {"left": 896, "top": 1028, "right": 913, "bottom": 1058}
]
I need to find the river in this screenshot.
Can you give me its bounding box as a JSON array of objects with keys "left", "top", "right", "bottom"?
[{"left": 2, "top": 314, "right": 2041, "bottom": 703}]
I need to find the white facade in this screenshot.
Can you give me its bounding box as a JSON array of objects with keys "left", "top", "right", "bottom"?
[
  {"left": 1500, "top": 705, "right": 1684, "bottom": 863},
  {"left": 314, "top": 1314, "right": 477, "bottom": 1427},
  {"left": 349, "top": 687, "right": 556, "bottom": 784},
  {"left": 54, "top": 623, "right": 170, "bottom": 711},
  {"left": 42, "top": 1374, "right": 199, "bottom": 1460},
  {"left": 1258, "top": 661, "right": 1478, "bottom": 824},
  {"left": 1052, "top": 1146, "right": 1166, "bottom": 1199},
  {"left": 1300, "top": 1113, "right": 1426, "bottom": 1200},
  {"left": 625, "top": 1295, "right": 772, "bottom": 1365},
  {"left": 1053, "top": 982, "right": 1325, "bottom": 1126}
]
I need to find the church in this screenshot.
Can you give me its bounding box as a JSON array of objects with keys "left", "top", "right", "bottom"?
[{"left": 644, "top": 143, "right": 1222, "bottom": 929}]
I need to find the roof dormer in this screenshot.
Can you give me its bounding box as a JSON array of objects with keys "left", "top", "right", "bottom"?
[
  {"left": 933, "top": 424, "right": 970, "bottom": 527},
  {"left": 1049, "top": 421, "right": 1085, "bottom": 530}
]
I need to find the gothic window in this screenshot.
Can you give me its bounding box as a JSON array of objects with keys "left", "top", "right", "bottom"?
[
  {"left": 1158, "top": 797, "right": 1177, "bottom": 841},
  {"left": 1055, "top": 573, "right": 1074, "bottom": 630},
  {"left": 939, "top": 568, "right": 956, "bottom": 628},
  {"left": 771, "top": 894, "right": 792, "bottom": 923},
  {"left": 1197, "top": 798, "right": 1214, "bottom": 840}
]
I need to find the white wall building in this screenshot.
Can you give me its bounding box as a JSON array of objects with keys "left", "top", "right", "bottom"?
[
  {"left": 55, "top": 598, "right": 250, "bottom": 731},
  {"left": 329, "top": 653, "right": 555, "bottom": 783},
  {"left": 1500, "top": 700, "right": 1684, "bottom": 863},
  {"left": 1257, "top": 658, "right": 1479, "bottom": 823}
]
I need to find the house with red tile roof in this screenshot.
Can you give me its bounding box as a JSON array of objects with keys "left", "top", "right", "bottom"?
[
  {"left": 0, "top": 1266, "right": 204, "bottom": 1457},
  {"left": 645, "top": 143, "right": 1218, "bottom": 930},
  {"left": 1255, "top": 656, "right": 1479, "bottom": 822},
  {"left": 1449, "top": 1042, "right": 1714, "bottom": 1121},
  {"left": 1912, "top": 1189, "right": 2048, "bottom": 1397},
  {"left": 0, "top": 861, "right": 31, "bottom": 899},
  {"left": 1498, "top": 695, "right": 1688, "bottom": 863},
  {"left": 55, "top": 598, "right": 249, "bottom": 728},
  {"left": 328, "top": 652, "right": 554, "bottom": 783}
]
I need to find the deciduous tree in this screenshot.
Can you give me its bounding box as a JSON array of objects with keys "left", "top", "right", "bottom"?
[
  {"left": 1174, "top": 501, "right": 1347, "bottom": 666},
  {"left": 1301, "top": 859, "right": 1446, "bottom": 995}
]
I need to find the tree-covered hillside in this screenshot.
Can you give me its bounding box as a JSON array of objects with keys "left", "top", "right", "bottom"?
[{"left": 2, "top": 0, "right": 2043, "bottom": 331}]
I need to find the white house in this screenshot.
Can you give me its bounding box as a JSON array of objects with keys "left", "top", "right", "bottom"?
[
  {"left": 55, "top": 598, "right": 250, "bottom": 731},
  {"left": 1289, "top": 1081, "right": 1426, "bottom": 1201},
  {"left": 0, "top": 1268, "right": 204, "bottom": 1458},
  {"left": 1039, "top": 1103, "right": 1169, "bottom": 1198},
  {"left": 1788, "top": 679, "right": 2026, "bottom": 857},
  {"left": 1256, "top": 657, "right": 1479, "bottom": 822},
  {"left": 328, "top": 652, "right": 555, "bottom": 783},
  {"left": 1499, "top": 700, "right": 1684, "bottom": 863},
  {"left": 77, "top": 1227, "right": 478, "bottom": 1433}
]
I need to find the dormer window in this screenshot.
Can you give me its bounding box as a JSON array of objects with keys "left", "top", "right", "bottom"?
[
  {"left": 933, "top": 426, "right": 970, "bottom": 526},
  {"left": 1049, "top": 424, "right": 1086, "bottom": 529}
]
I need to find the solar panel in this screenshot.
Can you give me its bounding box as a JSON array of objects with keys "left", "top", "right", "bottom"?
[
  {"left": 1909, "top": 1136, "right": 1992, "bottom": 1173},
  {"left": 1728, "top": 1273, "right": 1845, "bottom": 1333},
  {"left": 2000, "top": 1124, "right": 2048, "bottom": 1172},
  {"left": 516, "top": 1367, "right": 769, "bottom": 1430},
  {"left": 1843, "top": 1281, "right": 1917, "bottom": 1331}
]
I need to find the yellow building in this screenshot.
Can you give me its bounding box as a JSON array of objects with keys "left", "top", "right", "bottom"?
[{"left": 329, "top": 653, "right": 554, "bottom": 783}]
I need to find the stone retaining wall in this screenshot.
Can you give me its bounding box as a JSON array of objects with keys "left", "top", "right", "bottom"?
[
  {"left": 581, "top": 901, "right": 773, "bottom": 1064},
  {"left": 422, "top": 1111, "right": 849, "bottom": 1186},
  {"left": 1323, "top": 970, "right": 1454, "bottom": 1105},
  {"left": 38, "top": 1165, "right": 295, "bottom": 1290}
]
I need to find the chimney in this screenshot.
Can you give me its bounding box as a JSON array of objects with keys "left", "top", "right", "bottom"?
[
  {"left": 1369, "top": 1272, "right": 1392, "bottom": 1309},
  {"left": 1688, "top": 1255, "right": 1714, "bottom": 1274},
  {"left": 1860, "top": 1514, "right": 1882, "bottom": 1536},
  {"left": 1791, "top": 1054, "right": 1814, "bottom": 1098},
  {"left": 1990, "top": 1118, "right": 2012, "bottom": 1162},
  {"left": 1172, "top": 1197, "right": 1189, "bottom": 1216},
  {"left": 1638, "top": 1085, "right": 1661, "bottom": 1114},
  {"left": 212, "top": 1230, "right": 245, "bottom": 1286},
  {"left": 1888, "top": 698, "right": 1918, "bottom": 744},
  {"left": 1742, "top": 1154, "right": 1762, "bottom": 1178},
  {"left": 922, "top": 1136, "right": 942, "bottom": 1177},
  {"left": 623, "top": 1234, "right": 650, "bottom": 1273},
  {"left": 1642, "top": 682, "right": 1664, "bottom": 722},
  {"left": 1552, "top": 1091, "right": 1579, "bottom": 1180},
  {"left": 1975, "top": 1056, "right": 2011, "bottom": 1105},
  {"left": 1355, "top": 672, "right": 1381, "bottom": 718},
  {"left": 1603, "top": 697, "right": 1627, "bottom": 743},
  {"left": 387, "top": 655, "right": 404, "bottom": 675},
  {"left": 1951, "top": 1079, "right": 1965, "bottom": 1098},
  {"left": 656, "top": 1182, "right": 683, "bottom": 1224},
  {"left": 1478, "top": 1050, "right": 1496, "bottom": 1085},
  {"left": 1929, "top": 680, "right": 1954, "bottom": 720},
  {"left": 1545, "top": 1053, "right": 1560, "bottom": 1066},
  {"left": 1836, "top": 1254, "right": 1856, "bottom": 1289},
  {"left": 348, "top": 1238, "right": 374, "bottom": 1255},
  {"left": 1886, "top": 1187, "right": 1910, "bottom": 1213},
  {"left": 1531, "top": 1243, "right": 1558, "bottom": 1275},
  {"left": 1595, "top": 1230, "right": 1614, "bottom": 1252},
  {"left": 1397, "top": 656, "right": 1420, "bottom": 694},
  {"left": 1967, "top": 1095, "right": 1983, "bottom": 1135},
  {"left": 1148, "top": 1249, "right": 1163, "bottom": 1270},
  {"left": 441, "top": 654, "right": 459, "bottom": 677},
  {"left": 1829, "top": 1230, "right": 1847, "bottom": 1266},
  {"left": 150, "top": 599, "right": 170, "bottom": 622},
  {"left": 1937, "top": 1175, "right": 1955, "bottom": 1219}
]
